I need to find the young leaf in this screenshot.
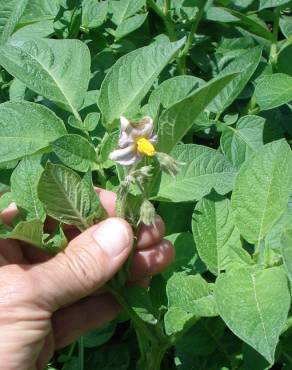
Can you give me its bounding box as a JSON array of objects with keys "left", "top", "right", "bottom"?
[
  {"left": 220, "top": 115, "right": 268, "bottom": 168},
  {"left": 214, "top": 266, "right": 291, "bottom": 364},
  {"left": 114, "top": 13, "right": 147, "bottom": 40},
  {"left": 0, "top": 219, "right": 44, "bottom": 248},
  {"left": 192, "top": 195, "right": 252, "bottom": 276},
  {"left": 0, "top": 101, "right": 66, "bottom": 163},
  {"left": 0, "top": 38, "right": 90, "bottom": 117},
  {"left": 82, "top": 0, "right": 108, "bottom": 29},
  {"left": 52, "top": 134, "right": 97, "bottom": 172},
  {"left": 154, "top": 144, "right": 236, "bottom": 202},
  {"left": 255, "top": 74, "right": 292, "bottom": 111},
  {"left": 280, "top": 228, "right": 292, "bottom": 281},
  {"left": 0, "top": 0, "right": 29, "bottom": 44},
  {"left": 157, "top": 73, "right": 237, "bottom": 154},
  {"left": 38, "top": 163, "right": 92, "bottom": 229},
  {"left": 109, "top": 0, "right": 145, "bottom": 25},
  {"left": 11, "top": 156, "right": 45, "bottom": 220},
  {"left": 98, "top": 38, "right": 185, "bottom": 128},
  {"left": 231, "top": 140, "right": 292, "bottom": 244}
]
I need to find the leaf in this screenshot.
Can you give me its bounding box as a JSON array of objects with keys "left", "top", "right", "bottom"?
[
  {"left": 20, "top": 0, "right": 59, "bottom": 24},
  {"left": 52, "top": 134, "right": 97, "bottom": 172},
  {"left": 231, "top": 140, "right": 292, "bottom": 244},
  {"left": 154, "top": 144, "right": 236, "bottom": 202},
  {"left": 98, "top": 38, "right": 185, "bottom": 129},
  {"left": 192, "top": 195, "right": 252, "bottom": 276},
  {"left": 0, "top": 38, "right": 90, "bottom": 116},
  {"left": 165, "top": 272, "right": 218, "bottom": 336},
  {"left": 114, "top": 13, "right": 147, "bottom": 40},
  {"left": 220, "top": 115, "right": 267, "bottom": 168},
  {"left": 157, "top": 73, "right": 237, "bottom": 154},
  {"left": 259, "top": 0, "right": 290, "bottom": 10},
  {"left": 0, "top": 101, "right": 66, "bottom": 163},
  {"left": 84, "top": 112, "right": 100, "bottom": 132},
  {"left": 280, "top": 16, "right": 292, "bottom": 38},
  {"left": 37, "top": 163, "right": 92, "bottom": 229},
  {"left": 0, "top": 192, "right": 14, "bottom": 212},
  {"left": 277, "top": 45, "right": 292, "bottom": 77},
  {"left": 280, "top": 228, "right": 292, "bottom": 282},
  {"left": 83, "top": 323, "right": 116, "bottom": 349},
  {"left": 255, "top": 74, "right": 292, "bottom": 111},
  {"left": 11, "top": 156, "right": 45, "bottom": 220},
  {"left": 208, "top": 47, "right": 262, "bottom": 114},
  {"left": 163, "top": 232, "right": 206, "bottom": 279},
  {"left": 11, "top": 19, "right": 55, "bottom": 40},
  {"left": 0, "top": 219, "right": 44, "bottom": 247},
  {"left": 0, "top": 0, "right": 29, "bottom": 44},
  {"left": 144, "top": 75, "right": 204, "bottom": 122},
  {"left": 214, "top": 266, "right": 291, "bottom": 363},
  {"left": 109, "top": 0, "right": 145, "bottom": 25},
  {"left": 82, "top": 0, "right": 108, "bottom": 29}
]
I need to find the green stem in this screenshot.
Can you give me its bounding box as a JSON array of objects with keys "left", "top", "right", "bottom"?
[
  {"left": 137, "top": 343, "right": 167, "bottom": 370},
  {"left": 147, "top": 0, "right": 176, "bottom": 41},
  {"left": 78, "top": 336, "right": 84, "bottom": 370},
  {"left": 269, "top": 8, "right": 280, "bottom": 66}
]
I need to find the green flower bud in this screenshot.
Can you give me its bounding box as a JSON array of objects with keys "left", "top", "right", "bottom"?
[
  {"left": 156, "top": 152, "right": 185, "bottom": 177},
  {"left": 139, "top": 199, "right": 156, "bottom": 226}
]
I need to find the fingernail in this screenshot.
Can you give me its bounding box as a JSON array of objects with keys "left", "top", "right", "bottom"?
[{"left": 92, "top": 218, "right": 131, "bottom": 257}]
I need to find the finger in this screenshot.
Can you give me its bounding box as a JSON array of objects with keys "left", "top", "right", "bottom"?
[
  {"left": 30, "top": 218, "right": 133, "bottom": 310},
  {"left": 36, "top": 332, "right": 54, "bottom": 370},
  {"left": 52, "top": 294, "right": 120, "bottom": 349},
  {"left": 136, "top": 215, "right": 165, "bottom": 250},
  {"left": 0, "top": 202, "right": 18, "bottom": 225},
  {"left": 98, "top": 189, "right": 117, "bottom": 217},
  {"left": 130, "top": 239, "right": 175, "bottom": 281}
]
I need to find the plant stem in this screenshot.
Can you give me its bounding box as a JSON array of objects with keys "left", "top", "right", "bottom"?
[
  {"left": 269, "top": 8, "right": 280, "bottom": 66},
  {"left": 78, "top": 336, "right": 84, "bottom": 370},
  {"left": 147, "top": 0, "right": 176, "bottom": 41}
]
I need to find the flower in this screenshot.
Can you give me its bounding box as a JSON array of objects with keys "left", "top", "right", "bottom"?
[
  {"left": 109, "top": 116, "right": 157, "bottom": 166},
  {"left": 155, "top": 152, "right": 185, "bottom": 177}
]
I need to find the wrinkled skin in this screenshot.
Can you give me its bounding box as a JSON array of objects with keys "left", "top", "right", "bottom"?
[{"left": 0, "top": 189, "right": 174, "bottom": 370}]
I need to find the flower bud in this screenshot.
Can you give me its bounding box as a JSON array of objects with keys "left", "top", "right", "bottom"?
[
  {"left": 156, "top": 152, "right": 185, "bottom": 177},
  {"left": 139, "top": 199, "right": 156, "bottom": 226}
]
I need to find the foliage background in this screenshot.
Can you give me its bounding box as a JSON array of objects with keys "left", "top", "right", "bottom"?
[{"left": 1, "top": 0, "right": 292, "bottom": 369}]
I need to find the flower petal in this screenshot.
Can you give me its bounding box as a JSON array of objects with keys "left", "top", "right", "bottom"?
[
  {"left": 109, "top": 144, "right": 141, "bottom": 165},
  {"left": 131, "top": 116, "right": 154, "bottom": 139}
]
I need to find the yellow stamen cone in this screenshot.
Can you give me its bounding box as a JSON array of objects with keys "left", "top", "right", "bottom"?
[{"left": 136, "top": 137, "right": 156, "bottom": 156}]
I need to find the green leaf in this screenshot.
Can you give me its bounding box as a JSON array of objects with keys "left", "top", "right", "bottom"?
[
  {"left": 0, "top": 0, "right": 29, "bottom": 44},
  {"left": 0, "top": 101, "right": 66, "bottom": 163},
  {"left": 157, "top": 73, "right": 237, "bottom": 154},
  {"left": 98, "top": 38, "right": 185, "bottom": 128},
  {"left": 208, "top": 47, "right": 262, "bottom": 114},
  {"left": 280, "top": 16, "right": 292, "bottom": 38},
  {"left": 11, "top": 156, "right": 45, "bottom": 220},
  {"left": 20, "top": 0, "right": 59, "bottom": 24},
  {"left": 84, "top": 112, "right": 100, "bottom": 132},
  {"left": 163, "top": 232, "right": 206, "bottom": 279},
  {"left": 154, "top": 144, "right": 236, "bottom": 202},
  {"left": 259, "top": 0, "right": 290, "bottom": 10},
  {"left": 214, "top": 266, "right": 291, "bottom": 363},
  {"left": 231, "top": 140, "right": 292, "bottom": 244},
  {"left": 0, "top": 219, "right": 44, "bottom": 248},
  {"left": 11, "top": 19, "right": 55, "bottom": 40},
  {"left": 0, "top": 38, "right": 90, "bottom": 116},
  {"left": 109, "top": 0, "right": 145, "bottom": 25},
  {"left": 144, "top": 75, "right": 204, "bottom": 122},
  {"left": 165, "top": 272, "right": 218, "bottom": 336},
  {"left": 37, "top": 163, "right": 92, "bottom": 229},
  {"left": 82, "top": 0, "right": 108, "bottom": 29},
  {"left": 0, "top": 192, "right": 14, "bottom": 212},
  {"left": 52, "top": 134, "right": 97, "bottom": 172},
  {"left": 83, "top": 323, "right": 116, "bottom": 349},
  {"left": 280, "top": 228, "right": 292, "bottom": 282},
  {"left": 277, "top": 45, "right": 292, "bottom": 76},
  {"left": 255, "top": 74, "right": 292, "bottom": 111},
  {"left": 114, "top": 13, "right": 147, "bottom": 40},
  {"left": 220, "top": 115, "right": 267, "bottom": 168},
  {"left": 192, "top": 195, "right": 252, "bottom": 276}
]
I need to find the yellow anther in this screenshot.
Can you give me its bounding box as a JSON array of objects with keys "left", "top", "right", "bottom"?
[{"left": 136, "top": 137, "right": 156, "bottom": 156}]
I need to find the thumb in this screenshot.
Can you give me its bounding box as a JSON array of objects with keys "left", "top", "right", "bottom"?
[{"left": 31, "top": 218, "right": 133, "bottom": 310}]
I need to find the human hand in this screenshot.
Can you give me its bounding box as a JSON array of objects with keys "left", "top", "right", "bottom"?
[{"left": 0, "top": 189, "right": 174, "bottom": 370}]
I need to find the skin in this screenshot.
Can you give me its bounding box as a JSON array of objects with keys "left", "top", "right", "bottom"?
[{"left": 0, "top": 189, "right": 174, "bottom": 370}]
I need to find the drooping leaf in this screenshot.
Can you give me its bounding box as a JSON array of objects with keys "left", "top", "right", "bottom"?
[
  {"left": 255, "top": 74, "right": 292, "bottom": 111},
  {"left": 98, "top": 38, "right": 185, "bottom": 129},
  {"left": 231, "top": 140, "right": 292, "bottom": 244},
  {"left": 0, "top": 0, "right": 29, "bottom": 44},
  {"left": 214, "top": 266, "right": 291, "bottom": 363},
  {"left": 157, "top": 73, "right": 237, "bottom": 153},
  {"left": 0, "top": 101, "right": 66, "bottom": 163},
  {"left": 52, "top": 134, "right": 97, "bottom": 172},
  {"left": 192, "top": 195, "right": 252, "bottom": 276},
  {"left": 0, "top": 38, "right": 90, "bottom": 116},
  {"left": 11, "top": 156, "right": 45, "bottom": 220},
  {"left": 37, "top": 163, "right": 92, "bottom": 229},
  {"left": 154, "top": 144, "right": 236, "bottom": 202}
]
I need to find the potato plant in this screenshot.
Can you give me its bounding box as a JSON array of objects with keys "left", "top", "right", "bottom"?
[{"left": 1, "top": 0, "right": 292, "bottom": 369}]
